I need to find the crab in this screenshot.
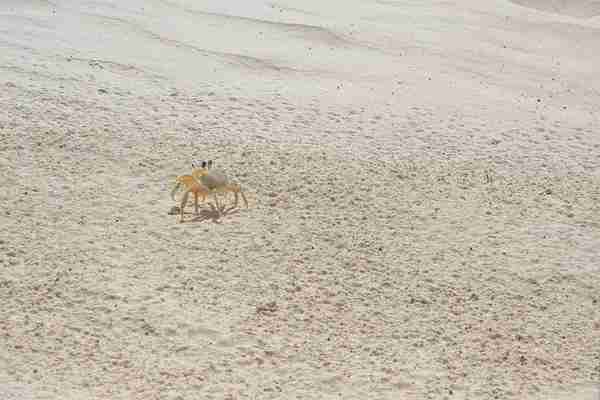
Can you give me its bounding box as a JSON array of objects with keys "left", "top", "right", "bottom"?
[{"left": 171, "top": 160, "right": 248, "bottom": 222}]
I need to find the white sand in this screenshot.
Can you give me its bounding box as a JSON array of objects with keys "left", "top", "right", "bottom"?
[{"left": 1, "top": 0, "right": 599, "bottom": 399}]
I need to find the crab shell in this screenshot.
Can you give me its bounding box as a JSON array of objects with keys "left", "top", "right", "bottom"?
[{"left": 199, "top": 170, "right": 228, "bottom": 190}]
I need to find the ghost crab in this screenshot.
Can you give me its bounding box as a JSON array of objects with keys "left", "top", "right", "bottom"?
[{"left": 171, "top": 160, "right": 248, "bottom": 222}]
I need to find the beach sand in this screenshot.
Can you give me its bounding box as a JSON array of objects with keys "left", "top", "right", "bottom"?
[{"left": 1, "top": 0, "right": 599, "bottom": 399}]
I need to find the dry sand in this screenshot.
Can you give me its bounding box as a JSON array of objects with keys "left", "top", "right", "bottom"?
[{"left": 1, "top": 0, "right": 599, "bottom": 399}]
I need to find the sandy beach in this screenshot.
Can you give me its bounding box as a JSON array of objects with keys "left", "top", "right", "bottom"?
[{"left": 1, "top": 0, "right": 599, "bottom": 399}]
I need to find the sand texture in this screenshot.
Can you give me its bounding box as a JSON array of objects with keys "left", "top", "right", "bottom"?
[{"left": 1, "top": 0, "right": 599, "bottom": 399}]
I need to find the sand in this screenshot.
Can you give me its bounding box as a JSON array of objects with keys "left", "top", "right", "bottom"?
[{"left": 1, "top": 0, "right": 599, "bottom": 399}]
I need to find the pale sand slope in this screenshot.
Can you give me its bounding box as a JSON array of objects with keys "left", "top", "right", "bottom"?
[
  {"left": 1, "top": 0, "right": 599, "bottom": 399},
  {"left": 510, "top": 0, "right": 600, "bottom": 18}
]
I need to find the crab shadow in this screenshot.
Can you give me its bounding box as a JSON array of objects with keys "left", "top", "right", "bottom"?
[{"left": 185, "top": 204, "right": 241, "bottom": 224}]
